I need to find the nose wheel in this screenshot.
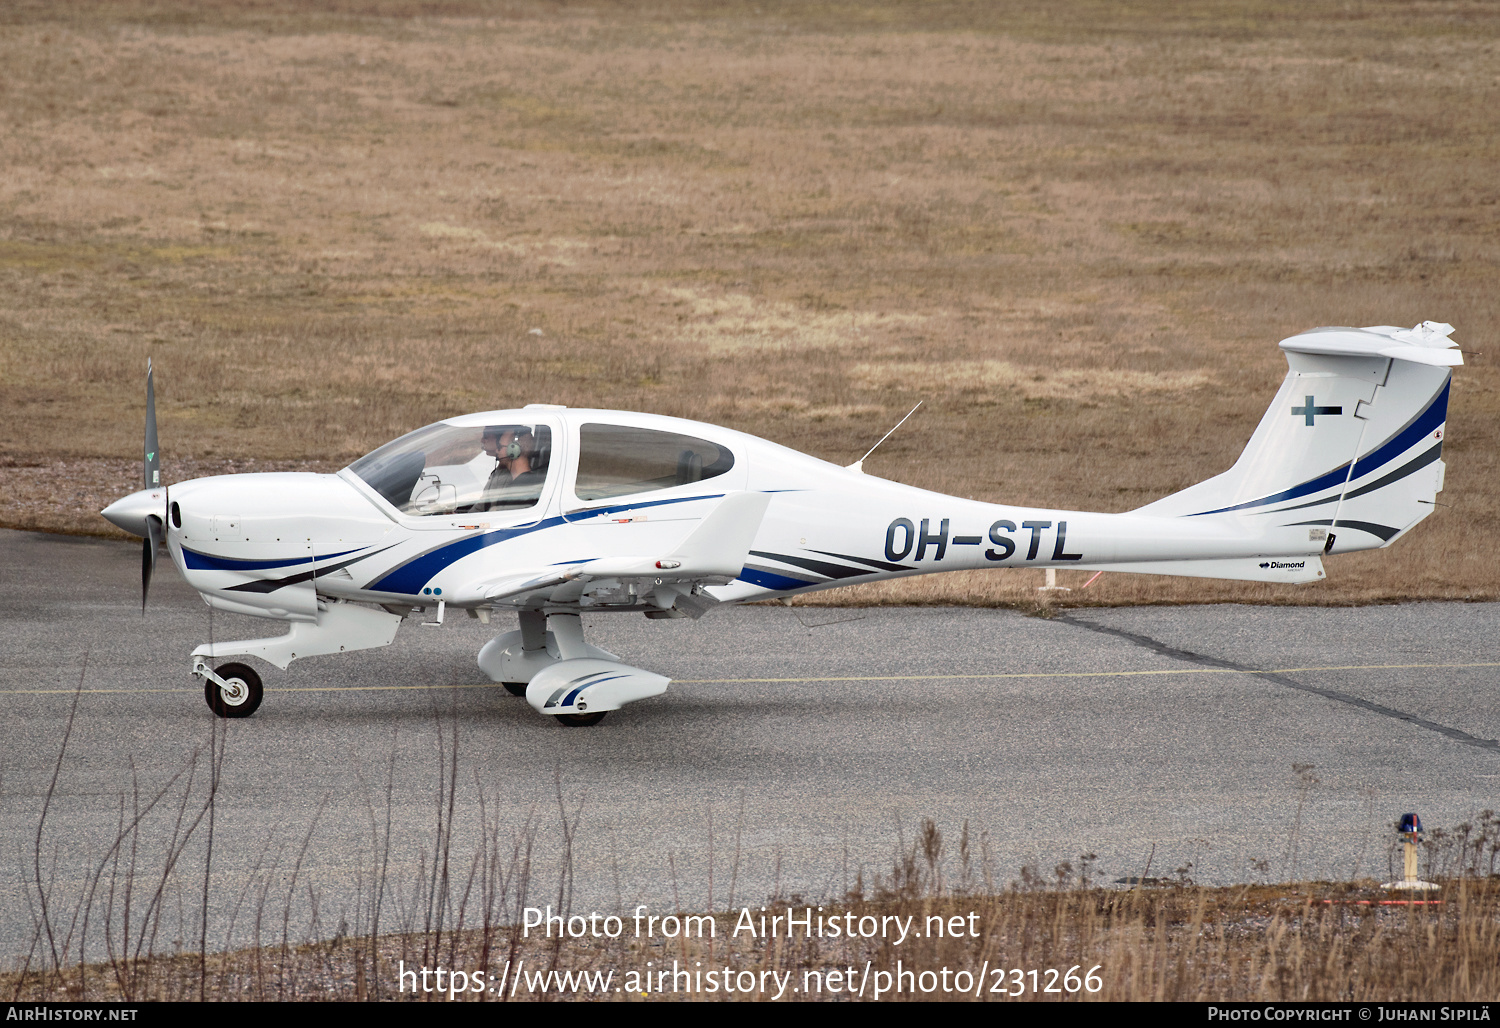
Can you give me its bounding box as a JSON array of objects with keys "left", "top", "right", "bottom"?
[{"left": 201, "top": 661, "right": 263, "bottom": 718}]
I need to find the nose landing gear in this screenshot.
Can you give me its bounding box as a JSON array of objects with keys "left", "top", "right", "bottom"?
[{"left": 197, "top": 660, "right": 264, "bottom": 718}]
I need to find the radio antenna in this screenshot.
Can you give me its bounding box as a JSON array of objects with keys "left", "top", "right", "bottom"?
[{"left": 847, "top": 401, "right": 922, "bottom": 473}]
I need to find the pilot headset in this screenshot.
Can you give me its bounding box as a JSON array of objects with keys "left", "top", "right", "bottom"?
[{"left": 485, "top": 429, "right": 525, "bottom": 459}]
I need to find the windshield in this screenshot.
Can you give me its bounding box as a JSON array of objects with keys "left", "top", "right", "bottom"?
[{"left": 347, "top": 421, "right": 553, "bottom": 516}]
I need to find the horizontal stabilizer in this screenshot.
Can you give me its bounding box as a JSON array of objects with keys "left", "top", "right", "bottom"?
[
  {"left": 1280, "top": 322, "right": 1462, "bottom": 368},
  {"left": 1073, "top": 556, "right": 1325, "bottom": 584}
]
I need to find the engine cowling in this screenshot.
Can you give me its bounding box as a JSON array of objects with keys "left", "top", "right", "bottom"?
[{"left": 166, "top": 472, "right": 393, "bottom": 621}]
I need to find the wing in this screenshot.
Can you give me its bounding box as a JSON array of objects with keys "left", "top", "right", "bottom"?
[{"left": 480, "top": 491, "right": 772, "bottom": 617}]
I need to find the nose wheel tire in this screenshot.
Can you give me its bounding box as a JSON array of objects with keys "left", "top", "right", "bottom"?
[
  {"left": 205, "top": 662, "right": 263, "bottom": 718},
  {"left": 502, "top": 682, "right": 528, "bottom": 697},
  {"left": 555, "top": 711, "right": 608, "bottom": 727}
]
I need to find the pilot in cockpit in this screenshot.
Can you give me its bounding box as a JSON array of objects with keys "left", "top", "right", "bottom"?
[{"left": 477, "top": 425, "right": 548, "bottom": 510}]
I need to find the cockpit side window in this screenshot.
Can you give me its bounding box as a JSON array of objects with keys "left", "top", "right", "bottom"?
[
  {"left": 347, "top": 422, "right": 553, "bottom": 516},
  {"left": 574, "top": 424, "right": 734, "bottom": 502}
]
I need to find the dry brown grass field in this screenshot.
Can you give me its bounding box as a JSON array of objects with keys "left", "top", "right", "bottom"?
[
  {"left": 10, "top": 884, "right": 1500, "bottom": 1001},
  {"left": 2, "top": 0, "right": 1496, "bottom": 606}
]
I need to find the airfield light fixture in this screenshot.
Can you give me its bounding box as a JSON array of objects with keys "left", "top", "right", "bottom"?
[{"left": 1383, "top": 811, "right": 1440, "bottom": 893}]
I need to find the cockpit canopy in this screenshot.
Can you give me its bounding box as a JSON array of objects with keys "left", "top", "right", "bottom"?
[
  {"left": 346, "top": 415, "right": 736, "bottom": 517},
  {"left": 575, "top": 423, "right": 733, "bottom": 500},
  {"left": 347, "top": 421, "right": 554, "bottom": 516}
]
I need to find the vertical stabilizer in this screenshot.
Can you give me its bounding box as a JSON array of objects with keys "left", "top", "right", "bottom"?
[{"left": 1134, "top": 323, "right": 1457, "bottom": 553}]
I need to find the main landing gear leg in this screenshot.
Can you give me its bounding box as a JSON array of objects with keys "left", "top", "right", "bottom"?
[
  {"left": 543, "top": 613, "right": 616, "bottom": 725},
  {"left": 190, "top": 602, "right": 403, "bottom": 719},
  {"left": 483, "top": 612, "right": 667, "bottom": 728},
  {"left": 475, "top": 610, "right": 618, "bottom": 696}
]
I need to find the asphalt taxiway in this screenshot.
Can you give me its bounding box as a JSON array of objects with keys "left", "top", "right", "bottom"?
[{"left": 2, "top": 528, "right": 1496, "bottom": 960}]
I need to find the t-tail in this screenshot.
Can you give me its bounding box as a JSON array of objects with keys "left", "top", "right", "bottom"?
[{"left": 1131, "top": 322, "right": 1459, "bottom": 570}]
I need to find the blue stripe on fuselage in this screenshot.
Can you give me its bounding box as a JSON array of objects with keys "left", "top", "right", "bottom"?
[
  {"left": 181, "top": 547, "right": 364, "bottom": 571},
  {"left": 366, "top": 493, "right": 724, "bottom": 595},
  {"left": 735, "top": 567, "right": 814, "bottom": 592}
]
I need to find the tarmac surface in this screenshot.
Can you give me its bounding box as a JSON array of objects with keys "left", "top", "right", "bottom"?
[{"left": 2, "top": 527, "right": 1498, "bottom": 962}]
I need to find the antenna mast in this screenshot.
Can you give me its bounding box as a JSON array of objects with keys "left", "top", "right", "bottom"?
[{"left": 847, "top": 401, "right": 922, "bottom": 474}]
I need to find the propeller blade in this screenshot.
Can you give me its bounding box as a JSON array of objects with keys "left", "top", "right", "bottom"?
[
  {"left": 142, "top": 514, "right": 162, "bottom": 610},
  {"left": 144, "top": 358, "right": 160, "bottom": 491}
]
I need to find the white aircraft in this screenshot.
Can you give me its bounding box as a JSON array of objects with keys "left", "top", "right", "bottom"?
[{"left": 103, "top": 322, "right": 1460, "bottom": 726}]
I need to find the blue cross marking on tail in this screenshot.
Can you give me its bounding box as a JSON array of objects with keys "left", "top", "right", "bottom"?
[{"left": 1291, "top": 395, "right": 1342, "bottom": 426}]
